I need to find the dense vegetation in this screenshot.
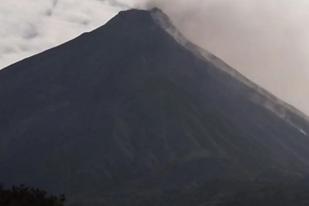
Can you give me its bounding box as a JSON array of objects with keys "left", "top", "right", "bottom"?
[
  {"left": 1, "top": 180, "right": 309, "bottom": 205},
  {"left": 0, "top": 185, "right": 65, "bottom": 206}
]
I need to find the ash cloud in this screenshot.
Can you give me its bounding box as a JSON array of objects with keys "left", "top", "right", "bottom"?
[{"left": 129, "top": 0, "right": 309, "bottom": 115}]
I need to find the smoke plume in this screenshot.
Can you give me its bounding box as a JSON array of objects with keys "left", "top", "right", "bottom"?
[{"left": 121, "top": 0, "right": 309, "bottom": 115}]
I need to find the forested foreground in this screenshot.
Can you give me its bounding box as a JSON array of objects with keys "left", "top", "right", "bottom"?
[
  {"left": 0, "top": 185, "right": 65, "bottom": 206},
  {"left": 2, "top": 179, "right": 309, "bottom": 206}
]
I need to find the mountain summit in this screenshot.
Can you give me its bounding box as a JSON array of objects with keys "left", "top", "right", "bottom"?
[{"left": 1, "top": 8, "right": 309, "bottom": 205}]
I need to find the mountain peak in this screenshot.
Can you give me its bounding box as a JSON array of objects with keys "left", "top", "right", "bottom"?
[
  {"left": 104, "top": 7, "right": 174, "bottom": 32},
  {"left": 109, "top": 8, "right": 166, "bottom": 27},
  {"left": 118, "top": 8, "right": 151, "bottom": 16},
  {"left": 1, "top": 7, "right": 309, "bottom": 206},
  {"left": 98, "top": 8, "right": 166, "bottom": 36},
  {"left": 118, "top": 7, "right": 164, "bottom": 16},
  {"left": 109, "top": 7, "right": 193, "bottom": 51}
]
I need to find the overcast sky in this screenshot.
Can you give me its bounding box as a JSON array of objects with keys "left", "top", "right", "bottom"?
[
  {"left": 0, "top": 0, "right": 128, "bottom": 69},
  {"left": 1, "top": 0, "right": 309, "bottom": 115}
]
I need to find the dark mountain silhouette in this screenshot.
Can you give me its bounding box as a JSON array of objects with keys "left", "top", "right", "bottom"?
[{"left": 1, "top": 8, "right": 309, "bottom": 205}]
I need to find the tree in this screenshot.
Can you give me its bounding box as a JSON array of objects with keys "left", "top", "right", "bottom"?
[{"left": 0, "top": 184, "right": 65, "bottom": 206}]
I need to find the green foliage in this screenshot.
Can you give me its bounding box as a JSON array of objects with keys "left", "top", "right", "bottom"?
[{"left": 0, "top": 184, "right": 65, "bottom": 206}]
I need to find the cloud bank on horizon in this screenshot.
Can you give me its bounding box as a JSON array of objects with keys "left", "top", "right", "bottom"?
[{"left": 1, "top": 0, "right": 309, "bottom": 115}]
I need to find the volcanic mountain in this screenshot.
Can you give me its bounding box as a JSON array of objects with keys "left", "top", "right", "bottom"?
[{"left": 1, "top": 8, "right": 309, "bottom": 205}]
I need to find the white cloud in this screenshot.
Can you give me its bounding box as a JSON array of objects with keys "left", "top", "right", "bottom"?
[{"left": 0, "top": 0, "right": 121, "bottom": 69}]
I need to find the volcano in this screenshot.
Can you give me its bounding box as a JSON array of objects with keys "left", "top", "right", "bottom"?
[{"left": 1, "top": 8, "right": 309, "bottom": 205}]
